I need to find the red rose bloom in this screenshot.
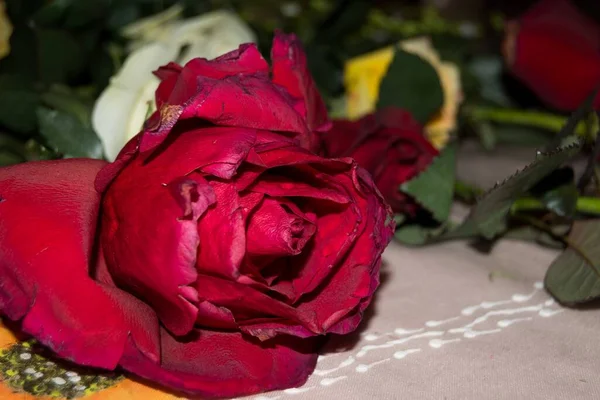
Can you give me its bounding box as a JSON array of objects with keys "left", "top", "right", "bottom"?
[
  {"left": 143, "top": 29, "right": 330, "bottom": 155},
  {"left": 321, "top": 107, "right": 438, "bottom": 216},
  {"left": 503, "top": 0, "right": 600, "bottom": 111},
  {"left": 0, "top": 33, "right": 394, "bottom": 399}
]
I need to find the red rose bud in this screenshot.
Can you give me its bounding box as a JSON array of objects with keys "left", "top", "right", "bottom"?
[
  {"left": 0, "top": 32, "right": 394, "bottom": 399},
  {"left": 322, "top": 107, "right": 438, "bottom": 217},
  {"left": 503, "top": 0, "right": 600, "bottom": 111}
]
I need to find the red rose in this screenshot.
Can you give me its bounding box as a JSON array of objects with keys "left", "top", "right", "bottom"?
[
  {"left": 321, "top": 107, "right": 438, "bottom": 216},
  {"left": 0, "top": 33, "right": 394, "bottom": 399},
  {"left": 143, "top": 30, "right": 330, "bottom": 155},
  {"left": 503, "top": 0, "right": 600, "bottom": 110}
]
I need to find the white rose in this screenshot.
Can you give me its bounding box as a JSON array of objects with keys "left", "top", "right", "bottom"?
[{"left": 92, "top": 7, "right": 256, "bottom": 161}]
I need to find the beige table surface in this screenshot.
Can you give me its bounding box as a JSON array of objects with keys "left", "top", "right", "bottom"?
[{"left": 241, "top": 144, "right": 600, "bottom": 400}]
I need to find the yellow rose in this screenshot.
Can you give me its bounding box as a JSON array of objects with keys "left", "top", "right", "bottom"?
[
  {"left": 92, "top": 7, "right": 256, "bottom": 161},
  {"left": 345, "top": 37, "right": 462, "bottom": 149},
  {"left": 0, "top": 0, "right": 13, "bottom": 60}
]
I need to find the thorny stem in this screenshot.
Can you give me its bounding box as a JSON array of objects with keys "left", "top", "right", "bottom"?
[
  {"left": 510, "top": 197, "right": 600, "bottom": 216},
  {"left": 468, "top": 106, "right": 590, "bottom": 137}
]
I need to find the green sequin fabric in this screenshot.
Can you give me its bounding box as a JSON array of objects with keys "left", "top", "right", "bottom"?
[{"left": 0, "top": 340, "right": 123, "bottom": 399}]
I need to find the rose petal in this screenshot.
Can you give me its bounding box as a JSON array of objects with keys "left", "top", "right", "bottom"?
[
  {"left": 96, "top": 126, "right": 256, "bottom": 194},
  {"left": 246, "top": 197, "right": 316, "bottom": 257},
  {"left": 512, "top": 24, "right": 600, "bottom": 110},
  {"left": 153, "top": 43, "right": 268, "bottom": 107},
  {"left": 0, "top": 159, "right": 159, "bottom": 369},
  {"left": 507, "top": 0, "right": 600, "bottom": 110},
  {"left": 147, "top": 126, "right": 256, "bottom": 181},
  {"left": 232, "top": 162, "right": 264, "bottom": 191},
  {"left": 196, "top": 300, "right": 237, "bottom": 329},
  {"left": 196, "top": 181, "right": 246, "bottom": 279},
  {"left": 375, "top": 164, "right": 417, "bottom": 215},
  {"left": 183, "top": 43, "right": 269, "bottom": 79},
  {"left": 296, "top": 168, "right": 394, "bottom": 333},
  {"left": 321, "top": 118, "right": 364, "bottom": 157},
  {"left": 120, "top": 328, "right": 319, "bottom": 398},
  {"left": 249, "top": 172, "right": 350, "bottom": 204},
  {"left": 347, "top": 136, "right": 392, "bottom": 175},
  {"left": 95, "top": 135, "right": 141, "bottom": 193},
  {"left": 273, "top": 205, "right": 360, "bottom": 302},
  {"left": 154, "top": 62, "right": 183, "bottom": 109},
  {"left": 195, "top": 274, "right": 317, "bottom": 336},
  {"left": 102, "top": 170, "right": 215, "bottom": 336},
  {"left": 271, "top": 31, "right": 330, "bottom": 151},
  {"left": 247, "top": 146, "right": 353, "bottom": 204},
  {"left": 140, "top": 69, "right": 306, "bottom": 153}
]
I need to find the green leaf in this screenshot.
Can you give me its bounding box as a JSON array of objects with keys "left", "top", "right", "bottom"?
[
  {"left": 503, "top": 224, "right": 569, "bottom": 249},
  {"left": 466, "top": 56, "right": 513, "bottom": 107},
  {"left": 377, "top": 48, "right": 444, "bottom": 124},
  {"left": 32, "top": 0, "right": 72, "bottom": 27},
  {"left": 5, "top": 0, "right": 45, "bottom": 24},
  {"left": 0, "top": 75, "right": 40, "bottom": 135},
  {"left": 535, "top": 168, "right": 578, "bottom": 218},
  {"left": 107, "top": 4, "right": 141, "bottom": 31},
  {"left": 395, "top": 223, "right": 448, "bottom": 246},
  {"left": 316, "top": 0, "right": 370, "bottom": 40},
  {"left": 454, "top": 179, "right": 485, "bottom": 204},
  {"left": 37, "top": 107, "right": 103, "bottom": 159},
  {"left": 474, "top": 121, "right": 497, "bottom": 151},
  {"left": 0, "top": 25, "right": 37, "bottom": 79},
  {"left": 41, "top": 85, "right": 95, "bottom": 126},
  {"left": 63, "top": 0, "right": 110, "bottom": 28},
  {"left": 36, "top": 29, "right": 84, "bottom": 84},
  {"left": 400, "top": 143, "right": 456, "bottom": 222},
  {"left": 447, "top": 143, "right": 582, "bottom": 240},
  {"left": 545, "top": 220, "right": 600, "bottom": 305},
  {"left": 0, "top": 151, "right": 25, "bottom": 166},
  {"left": 24, "top": 139, "right": 58, "bottom": 161},
  {"left": 0, "top": 133, "right": 27, "bottom": 166}
]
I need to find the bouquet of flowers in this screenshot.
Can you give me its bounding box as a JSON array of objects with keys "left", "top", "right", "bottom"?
[{"left": 0, "top": 0, "right": 598, "bottom": 399}]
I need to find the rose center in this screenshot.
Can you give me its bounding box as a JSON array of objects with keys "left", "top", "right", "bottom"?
[{"left": 246, "top": 197, "right": 316, "bottom": 258}]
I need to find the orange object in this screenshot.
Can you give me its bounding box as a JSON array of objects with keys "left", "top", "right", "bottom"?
[{"left": 0, "top": 320, "right": 184, "bottom": 400}]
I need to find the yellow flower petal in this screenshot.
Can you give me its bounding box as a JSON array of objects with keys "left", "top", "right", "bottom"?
[
  {"left": 0, "top": 0, "right": 13, "bottom": 60},
  {"left": 344, "top": 46, "right": 395, "bottom": 120},
  {"left": 344, "top": 36, "right": 463, "bottom": 149}
]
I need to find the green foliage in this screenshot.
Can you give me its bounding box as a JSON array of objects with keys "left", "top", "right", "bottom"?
[
  {"left": 37, "top": 29, "right": 86, "bottom": 84},
  {"left": 545, "top": 220, "right": 600, "bottom": 305},
  {"left": 37, "top": 107, "right": 103, "bottom": 159},
  {"left": 0, "top": 76, "right": 40, "bottom": 135},
  {"left": 533, "top": 167, "right": 578, "bottom": 218},
  {"left": 448, "top": 143, "right": 582, "bottom": 240},
  {"left": 503, "top": 224, "right": 568, "bottom": 249},
  {"left": 395, "top": 223, "right": 449, "bottom": 246},
  {"left": 377, "top": 48, "right": 445, "bottom": 124},
  {"left": 400, "top": 143, "right": 457, "bottom": 222}
]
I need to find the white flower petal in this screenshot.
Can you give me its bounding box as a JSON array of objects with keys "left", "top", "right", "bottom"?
[
  {"left": 110, "top": 42, "right": 179, "bottom": 90},
  {"left": 92, "top": 43, "right": 173, "bottom": 161},
  {"left": 93, "top": 9, "right": 257, "bottom": 161},
  {"left": 121, "top": 4, "right": 184, "bottom": 40},
  {"left": 169, "top": 10, "right": 256, "bottom": 62}
]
